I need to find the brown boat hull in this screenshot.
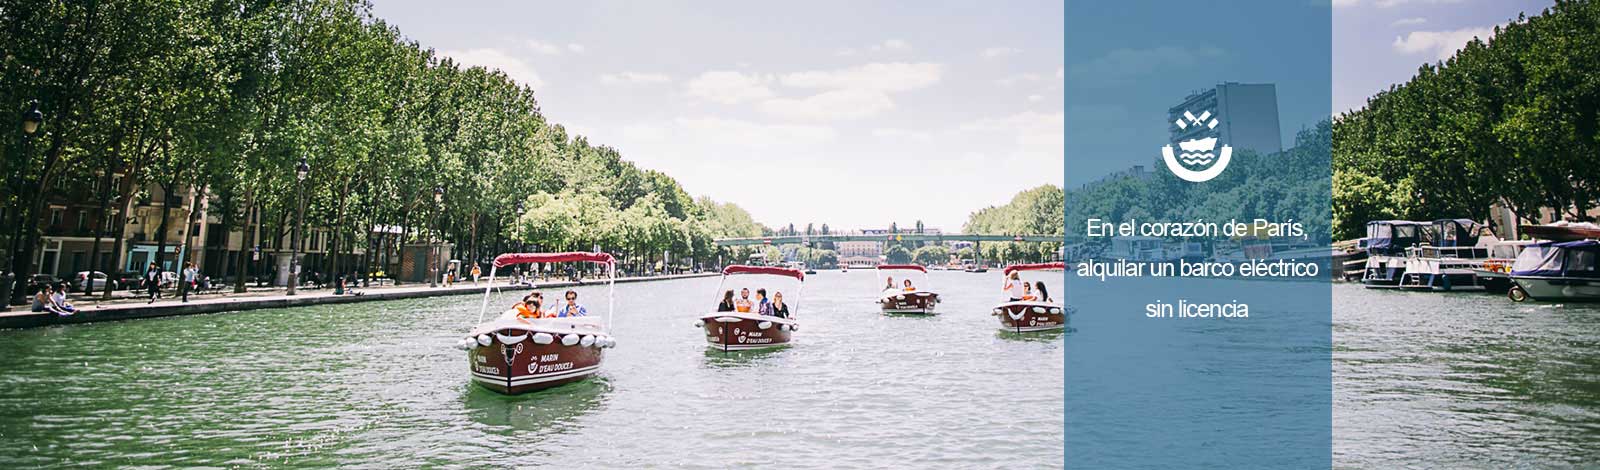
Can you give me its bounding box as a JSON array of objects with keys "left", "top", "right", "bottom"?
[
  {"left": 880, "top": 291, "right": 940, "bottom": 314},
  {"left": 469, "top": 328, "right": 607, "bottom": 395},
  {"left": 701, "top": 314, "right": 794, "bottom": 351},
  {"left": 993, "top": 302, "right": 1067, "bottom": 332}
]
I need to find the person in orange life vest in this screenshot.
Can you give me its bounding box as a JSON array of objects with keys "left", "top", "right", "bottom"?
[
  {"left": 1020, "top": 282, "right": 1038, "bottom": 301},
  {"left": 734, "top": 287, "right": 753, "bottom": 313},
  {"left": 902, "top": 278, "right": 916, "bottom": 292},
  {"left": 514, "top": 292, "right": 545, "bottom": 319}
]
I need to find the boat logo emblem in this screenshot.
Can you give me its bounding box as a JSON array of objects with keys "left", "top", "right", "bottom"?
[{"left": 1161, "top": 109, "right": 1233, "bottom": 183}]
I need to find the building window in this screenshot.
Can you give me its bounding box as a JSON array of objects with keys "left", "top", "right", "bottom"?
[
  {"left": 77, "top": 211, "right": 88, "bottom": 232},
  {"left": 50, "top": 208, "right": 63, "bottom": 227}
]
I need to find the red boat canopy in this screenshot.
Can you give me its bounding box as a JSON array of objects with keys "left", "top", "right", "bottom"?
[
  {"left": 723, "top": 265, "right": 805, "bottom": 281},
  {"left": 1003, "top": 262, "right": 1066, "bottom": 275},
  {"left": 876, "top": 264, "right": 927, "bottom": 273},
  {"left": 493, "top": 252, "right": 615, "bottom": 268}
]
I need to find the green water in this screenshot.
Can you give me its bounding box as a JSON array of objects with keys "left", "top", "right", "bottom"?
[{"left": 0, "top": 272, "right": 1064, "bottom": 468}]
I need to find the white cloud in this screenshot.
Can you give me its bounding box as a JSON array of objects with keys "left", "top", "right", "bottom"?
[
  {"left": 1392, "top": 26, "right": 1493, "bottom": 60},
  {"left": 996, "top": 73, "right": 1043, "bottom": 87},
  {"left": 601, "top": 72, "right": 672, "bottom": 85},
  {"left": 779, "top": 62, "right": 943, "bottom": 93},
  {"left": 760, "top": 89, "right": 894, "bottom": 121},
  {"left": 835, "top": 39, "right": 912, "bottom": 57},
  {"left": 1056, "top": 66, "right": 1064, "bottom": 79},
  {"left": 685, "top": 71, "right": 775, "bottom": 104},
  {"left": 1391, "top": 17, "right": 1427, "bottom": 27},
  {"left": 1027, "top": 94, "right": 1043, "bottom": 103},
  {"left": 982, "top": 46, "right": 1022, "bottom": 58},
  {"left": 440, "top": 48, "right": 544, "bottom": 88},
  {"left": 567, "top": 43, "right": 586, "bottom": 54},
  {"left": 674, "top": 117, "right": 837, "bottom": 148},
  {"left": 526, "top": 40, "right": 563, "bottom": 55},
  {"left": 871, "top": 128, "right": 934, "bottom": 142},
  {"left": 1067, "top": 46, "right": 1223, "bottom": 85}
]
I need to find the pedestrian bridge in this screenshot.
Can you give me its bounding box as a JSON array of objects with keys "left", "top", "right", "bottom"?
[{"left": 713, "top": 233, "right": 1062, "bottom": 247}]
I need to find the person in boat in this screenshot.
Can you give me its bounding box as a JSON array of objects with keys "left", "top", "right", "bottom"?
[
  {"left": 514, "top": 292, "right": 545, "bottom": 319},
  {"left": 1034, "top": 281, "right": 1052, "bottom": 303},
  {"left": 717, "top": 290, "right": 736, "bottom": 312},
  {"left": 1020, "top": 282, "right": 1037, "bottom": 301},
  {"left": 771, "top": 291, "right": 790, "bottom": 318},
  {"left": 755, "top": 288, "right": 772, "bottom": 316},
  {"left": 902, "top": 279, "right": 916, "bottom": 292},
  {"left": 883, "top": 277, "right": 896, "bottom": 294},
  {"left": 735, "top": 288, "right": 753, "bottom": 312},
  {"left": 554, "top": 290, "right": 588, "bottom": 317},
  {"left": 1004, "top": 271, "right": 1024, "bottom": 301}
]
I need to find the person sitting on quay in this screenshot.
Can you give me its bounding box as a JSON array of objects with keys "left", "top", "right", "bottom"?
[
  {"left": 48, "top": 283, "right": 76, "bottom": 316},
  {"left": 717, "top": 290, "right": 736, "bottom": 312},
  {"left": 902, "top": 279, "right": 916, "bottom": 292},
  {"left": 31, "top": 284, "right": 49, "bottom": 313},
  {"left": 755, "top": 288, "right": 772, "bottom": 316},
  {"left": 771, "top": 291, "right": 790, "bottom": 319},
  {"left": 734, "top": 288, "right": 753, "bottom": 313},
  {"left": 554, "top": 290, "right": 588, "bottom": 317}
]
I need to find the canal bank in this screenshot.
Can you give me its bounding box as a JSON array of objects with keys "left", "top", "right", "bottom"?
[{"left": 0, "top": 272, "right": 717, "bottom": 330}]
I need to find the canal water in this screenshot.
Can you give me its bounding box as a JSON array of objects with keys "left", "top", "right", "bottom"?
[
  {"left": 0, "top": 271, "right": 1064, "bottom": 468},
  {"left": 1333, "top": 283, "right": 1600, "bottom": 468}
]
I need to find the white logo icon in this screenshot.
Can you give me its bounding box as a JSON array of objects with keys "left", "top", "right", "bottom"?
[{"left": 1162, "top": 109, "right": 1232, "bottom": 182}]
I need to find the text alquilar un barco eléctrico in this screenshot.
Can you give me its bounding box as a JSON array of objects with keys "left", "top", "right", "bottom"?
[{"left": 1080, "top": 218, "right": 1321, "bottom": 320}]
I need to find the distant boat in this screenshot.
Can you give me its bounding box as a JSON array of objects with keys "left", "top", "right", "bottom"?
[
  {"left": 992, "top": 262, "right": 1069, "bottom": 332},
  {"left": 698, "top": 265, "right": 803, "bottom": 351},
  {"left": 1360, "top": 220, "right": 1428, "bottom": 288},
  {"left": 1519, "top": 221, "right": 1600, "bottom": 242},
  {"left": 876, "top": 264, "right": 939, "bottom": 315}
]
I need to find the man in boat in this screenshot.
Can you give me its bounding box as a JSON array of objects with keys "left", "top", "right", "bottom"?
[
  {"left": 755, "top": 288, "right": 773, "bottom": 316},
  {"left": 554, "top": 290, "right": 588, "bottom": 317},
  {"left": 883, "top": 277, "right": 897, "bottom": 295},
  {"left": 735, "top": 288, "right": 753, "bottom": 312}
]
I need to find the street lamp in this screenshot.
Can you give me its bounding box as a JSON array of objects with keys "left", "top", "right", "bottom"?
[
  {"left": 430, "top": 186, "right": 443, "bottom": 288},
  {"left": 21, "top": 100, "right": 43, "bottom": 135},
  {"left": 5, "top": 101, "right": 45, "bottom": 309},
  {"left": 288, "top": 156, "right": 310, "bottom": 295}
]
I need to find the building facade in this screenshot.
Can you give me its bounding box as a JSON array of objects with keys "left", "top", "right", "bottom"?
[{"left": 1169, "top": 82, "right": 1282, "bottom": 155}]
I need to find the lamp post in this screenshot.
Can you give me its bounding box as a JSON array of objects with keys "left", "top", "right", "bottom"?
[
  {"left": 287, "top": 157, "right": 309, "bottom": 295},
  {"left": 430, "top": 186, "right": 443, "bottom": 288},
  {"left": 5, "top": 101, "right": 45, "bottom": 309}
]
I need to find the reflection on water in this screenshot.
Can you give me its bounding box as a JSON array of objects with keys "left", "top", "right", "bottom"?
[
  {"left": 1334, "top": 284, "right": 1600, "bottom": 467},
  {"left": 0, "top": 271, "right": 1064, "bottom": 468},
  {"left": 997, "top": 328, "right": 1071, "bottom": 343},
  {"left": 462, "top": 378, "right": 611, "bottom": 431}
]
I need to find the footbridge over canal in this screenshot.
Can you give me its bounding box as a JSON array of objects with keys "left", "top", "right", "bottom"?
[{"left": 714, "top": 233, "right": 1067, "bottom": 267}]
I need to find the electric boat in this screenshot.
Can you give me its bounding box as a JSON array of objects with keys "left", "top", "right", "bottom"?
[
  {"left": 992, "top": 262, "right": 1070, "bottom": 332},
  {"left": 457, "top": 252, "right": 618, "bottom": 395},
  {"left": 697, "top": 265, "right": 804, "bottom": 352},
  {"left": 1507, "top": 239, "right": 1600, "bottom": 302},
  {"left": 876, "top": 264, "right": 940, "bottom": 314}
]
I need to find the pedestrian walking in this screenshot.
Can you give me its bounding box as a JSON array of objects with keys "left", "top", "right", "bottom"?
[
  {"left": 181, "top": 261, "right": 199, "bottom": 302},
  {"left": 471, "top": 264, "right": 482, "bottom": 285},
  {"left": 144, "top": 262, "right": 162, "bottom": 303}
]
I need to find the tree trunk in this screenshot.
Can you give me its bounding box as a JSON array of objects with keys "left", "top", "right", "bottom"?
[{"left": 232, "top": 187, "right": 256, "bottom": 293}]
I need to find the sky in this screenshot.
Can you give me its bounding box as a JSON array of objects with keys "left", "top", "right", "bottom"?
[
  {"left": 1333, "top": 0, "right": 1556, "bottom": 114},
  {"left": 367, "top": 0, "right": 1064, "bottom": 232}
]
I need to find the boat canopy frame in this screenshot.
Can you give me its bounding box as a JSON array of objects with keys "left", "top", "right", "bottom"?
[
  {"left": 476, "top": 252, "right": 617, "bottom": 328},
  {"left": 712, "top": 265, "right": 806, "bottom": 318}
]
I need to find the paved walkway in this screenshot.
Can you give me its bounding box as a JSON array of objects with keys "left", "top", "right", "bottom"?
[{"left": 0, "top": 272, "right": 716, "bottom": 329}]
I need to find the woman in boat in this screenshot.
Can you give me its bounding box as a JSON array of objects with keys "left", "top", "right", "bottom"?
[
  {"left": 902, "top": 279, "right": 916, "bottom": 292},
  {"left": 771, "top": 291, "right": 790, "bottom": 318},
  {"left": 1020, "top": 282, "right": 1037, "bottom": 301},
  {"left": 1034, "top": 281, "right": 1052, "bottom": 303},
  {"left": 717, "top": 290, "right": 736, "bottom": 312},
  {"left": 1004, "top": 271, "right": 1024, "bottom": 301},
  {"left": 514, "top": 292, "right": 544, "bottom": 319}
]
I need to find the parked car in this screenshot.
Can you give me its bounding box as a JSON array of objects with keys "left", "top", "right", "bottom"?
[
  {"left": 72, "top": 271, "right": 118, "bottom": 292},
  {"left": 25, "top": 274, "right": 59, "bottom": 295},
  {"left": 115, "top": 271, "right": 144, "bottom": 290}
]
